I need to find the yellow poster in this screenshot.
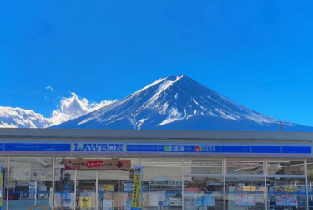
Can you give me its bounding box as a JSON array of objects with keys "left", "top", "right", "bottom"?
[
  {"left": 79, "top": 196, "right": 92, "bottom": 210},
  {"left": 275, "top": 186, "right": 296, "bottom": 192},
  {"left": 285, "top": 186, "right": 296, "bottom": 192},
  {"left": 243, "top": 186, "right": 250, "bottom": 191},
  {"left": 131, "top": 166, "right": 143, "bottom": 210},
  {"left": 102, "top": 185, "right": 114, "bottom": 191}
]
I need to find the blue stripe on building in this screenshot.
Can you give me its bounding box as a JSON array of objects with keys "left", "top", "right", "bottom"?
[
  {"left": 221, "top": 146, "right": 250, "bottom": 153},
  {"left": 282, "top": 146, "right": 311, "bottom": 154},
  {"left": 251, "top": 146, "right": 281, "bottom": 153},
  {"left": 127, "top": 145, "right": 158, "bottom": 152},
  {"left": 38, "top": 143, "right": 71, "bottom": 151},
  {"left": 0, "top": 141, "right": 312, "bottom": 156},
  {"left": 5, "top": 143, "right": 38, "bottom": 151}
]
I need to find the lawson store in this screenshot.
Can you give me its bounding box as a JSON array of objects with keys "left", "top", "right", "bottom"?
[{"left": 0, "top": 128, "right": 312, "bottom": 210}]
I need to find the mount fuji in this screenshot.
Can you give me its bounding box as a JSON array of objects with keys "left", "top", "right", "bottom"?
[{"left": 53, "top": 75, "right": 313, "bottom": 131}]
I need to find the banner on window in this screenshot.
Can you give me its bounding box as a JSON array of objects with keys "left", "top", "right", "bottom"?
[
  {"left": 275, "top": 186, "right": 296, "bottom": 192},
  {"left": 131, "top": 166, "right": 143, "bottom": 210},
  {"left": 102, "top": 185, "right": 114, "bottom": 191},
  {"left": 235, "top": 194, "right": 256, "bottom": 206},
  {"left": 276, "top": 195, "right": 297, "bottom": 206},
  {"left": 64, "top": 159, "right": 131, "bottom": 170}
]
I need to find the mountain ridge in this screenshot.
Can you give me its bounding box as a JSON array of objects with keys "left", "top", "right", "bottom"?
[{"left": 52, "top": 75, "right": 313, "bottom": 131}]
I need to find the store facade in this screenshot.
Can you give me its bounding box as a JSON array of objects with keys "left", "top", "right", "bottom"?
[{"left": 0, "top": 129, "right": 312, "bottom": 210}]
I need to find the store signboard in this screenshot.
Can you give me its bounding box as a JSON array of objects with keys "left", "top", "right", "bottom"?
[
  {"left": 64, "top": 159, "right": 131, "bottom": 170},
  {"left": 0, "top": 140, "right": 311, "bottom": 157},
  {"left": 72, "top": 141, "right": 126, "bottom": 155}
]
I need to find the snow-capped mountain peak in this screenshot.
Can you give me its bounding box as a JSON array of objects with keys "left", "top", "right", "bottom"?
[{"left": 53, "top": 75, "right": 311, "bottom": 131}]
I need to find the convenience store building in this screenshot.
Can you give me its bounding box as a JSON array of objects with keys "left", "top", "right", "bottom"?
[{"left": 0, "top": 128, "right": 312, "bottom": 210}]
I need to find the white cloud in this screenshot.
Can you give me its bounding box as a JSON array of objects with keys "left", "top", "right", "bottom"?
[
  {"left": 0, "top": 93, "right": 117, "bottom": 128},
  {"left": 0, "top": 122, "right": 18, "bottom": 128},
  {"left": 46, "top": 86, "right": 54, "bottom": 91},
  {"left": 48, "top": 93, "right": 116, "bottom": 126}
]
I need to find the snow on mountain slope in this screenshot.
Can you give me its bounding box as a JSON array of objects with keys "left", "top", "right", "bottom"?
[
  {"left": 53, "top": 75, "right": 313, "bottom": 131},
  {"left": 0, "top": 93, "right": 116, "bottom": 128}
]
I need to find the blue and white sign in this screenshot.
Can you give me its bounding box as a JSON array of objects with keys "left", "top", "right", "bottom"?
[
  {"left": 0, "top": 140, "right": 310, "bottom": 157},
  {"left": 190, "top": 143, "right": 220, "bottom": 153},
  {"left": 159, "top": 143, "right": 189, "bottom": 155},
  {"left": 72, "top": 141, "right": 126, "bottom": 155}
]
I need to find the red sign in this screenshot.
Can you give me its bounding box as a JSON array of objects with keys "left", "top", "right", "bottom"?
[
  {"left": 186, "top": 188, "right": 200, "bottom": 192},
  {"left": 86, "top": 161, "right": 103, "bottom": 168},
  {"left": 64, "top": 159, "right": 131, "bottom": 170}
]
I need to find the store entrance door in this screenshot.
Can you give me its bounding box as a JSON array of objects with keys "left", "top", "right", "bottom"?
[
  {"left": 63, "top": 158, "right": 132, "bottom": 210},
  {"left": 98, "top": 170, "right": 119, "bottom": 210},
  {"left": 76, "top": 170, "right": 96, "bottom": 210}
]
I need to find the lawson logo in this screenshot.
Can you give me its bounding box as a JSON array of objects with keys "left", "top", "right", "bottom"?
[{"left": 73, "top": 143, "right": 124, "bottom": 152}]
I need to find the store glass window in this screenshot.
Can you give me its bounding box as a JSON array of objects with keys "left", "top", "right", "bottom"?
[
  {"left": 76, "top": 164, "right": 96, "bottom": 210},
  {"left": 184, "top": 158, "right": 222, "bottom": 175},
  {"left": 227, "top": 160, "right": 263, "bottom": 175},
  {"left": 8, "top": 157, "right": 53, "bottom": 210},
  {"left": 184, "top": 176, "right": 223, "bottom": 210},
  {"left": 267, "top": 161, "right": 305, "bottom": 175},
  {"left": 54, "top": 157, "right": 75, "bottom": 210},
  {"left": 307, "top": 160, "right": 313, "bottom": 209},
  {"left": 225, "top": 177, "right": 266, "bottom": 210},
  {"left": 97, "top": 157, "right": 138, "bottom": 210},
  {"left": 267, "top": 177, "right": 306, "bottom": 210},
  {"left": 141, "top": 158, "right": 183, "bottom": 210},
  {"left": 0, "top": 157, "right": 8, "bottom": 210},
  {"left": 118, "top": 158, "right": 139, "bottom": 210}
]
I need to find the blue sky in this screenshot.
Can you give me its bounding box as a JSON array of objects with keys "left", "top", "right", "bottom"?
[{"left": 1, "top": 0, "right": 313, "bottom": 126}]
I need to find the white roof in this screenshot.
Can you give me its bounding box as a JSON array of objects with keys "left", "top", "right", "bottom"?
[{"left": 0, "top": 128, "right": 312, "bottom": 142}]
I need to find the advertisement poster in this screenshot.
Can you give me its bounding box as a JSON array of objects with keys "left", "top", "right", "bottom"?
[
  {"left": 102, "top": 185, "right": 114, "bottom": 191},
  {"left": 103, "top": 199, "right": 114, "bottom": 210},
  {"left": 65, "top": 159, "right": 131, "bottom": 170},
  {"left": 275, "top": 186, "right": 296, "bottom": 192},
  {"left": 276, "top": 195, "right": 297, "bottom": 206},
  {"left": 124, "top": 193, "right": 132, "bottom": 210},
  {"left": 29, "top": 181, "right": 37, "bottom": 200},
  {"left": 203, "top": 195, "right": 215, "bottom": 206},
  {"left": 79, "top": 195, "right": 92, "bottom": 209},
  {"left": 235, "top": 194, "right": 256, "bottom": 206},
  {"left": 131, "top": 166, "right": 143, "bottom": 210},
  {"left": 149, "top": 192, "right": 165, "bottom": 206},
  {"left": 54, "top": 192, "right": 74, "bottom": 207},
  {"left": 0, "top": 165, "right": 3, "bottom": 210}
]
